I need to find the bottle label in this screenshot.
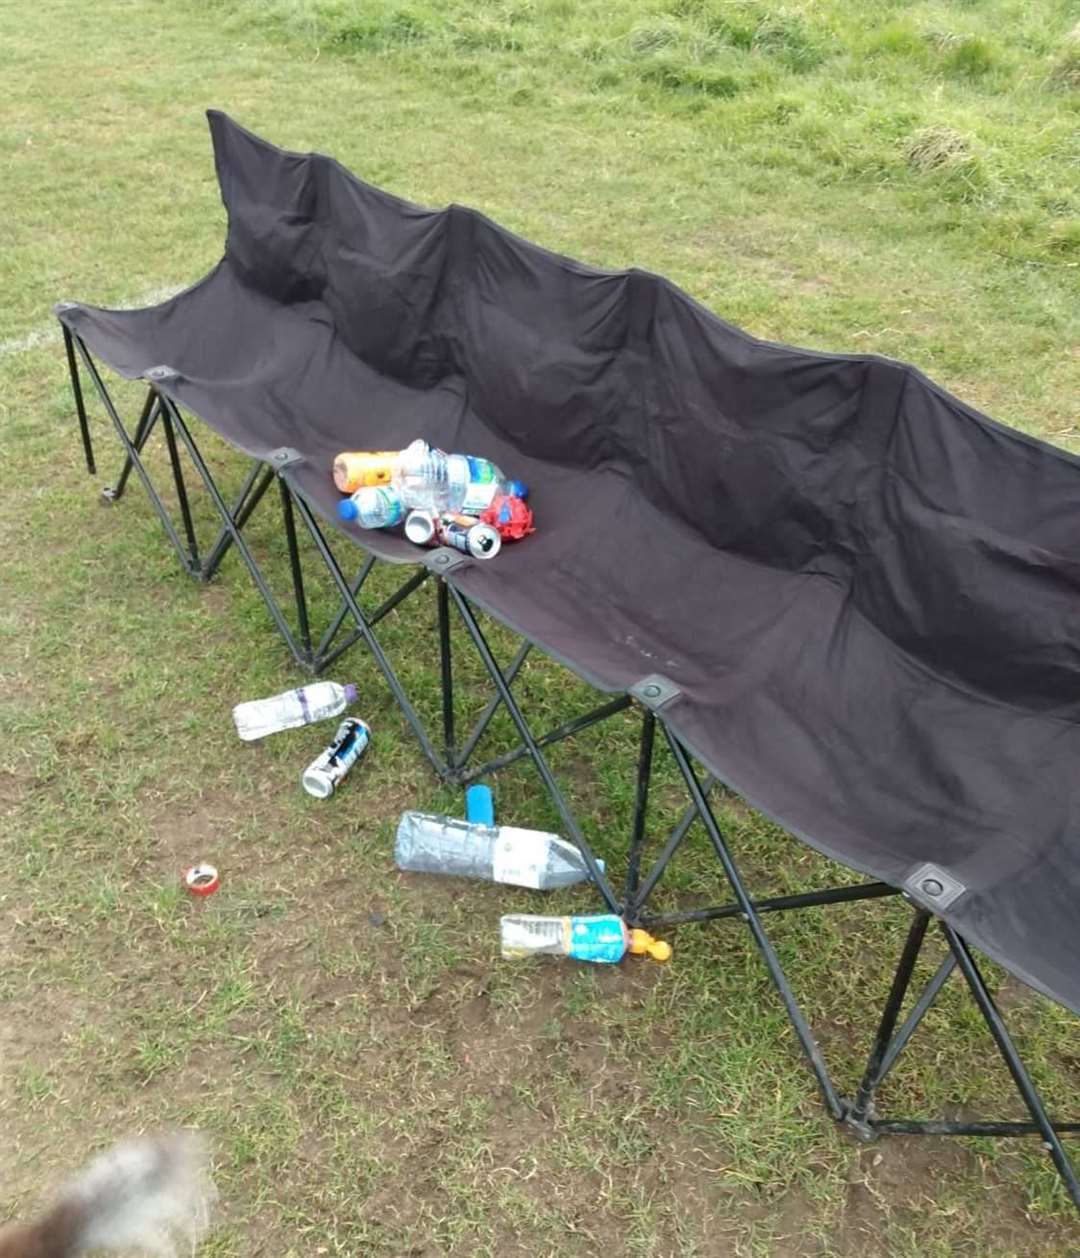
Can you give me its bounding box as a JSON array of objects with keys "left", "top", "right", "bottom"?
[
  {"left": 461, "top": 456, "right": 499, "bottom": 513},
  {"left": 372, "top": 486, "right": 404, "bottom": 526},
  {"left": 492, "top": 827, "right": 549, "bottom": 888},
  {"left": 566, "top": 915, "right": 627, "bottom": 964}
]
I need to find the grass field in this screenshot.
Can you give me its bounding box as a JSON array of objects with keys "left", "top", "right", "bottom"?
[{"left": 3, "top": 0, "right": 1080, "bottom": 1254}]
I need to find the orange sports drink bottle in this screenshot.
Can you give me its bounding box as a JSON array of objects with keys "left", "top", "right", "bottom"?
[{"left": 332, "top": 450, "right": 402, "bottom": 493}]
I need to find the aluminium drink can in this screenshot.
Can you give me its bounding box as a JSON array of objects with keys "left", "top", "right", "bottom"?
[
  {"left": 404, "top": 509, "right": 438, "bottom": 545},
  {"left": 437, "top": 514, "right": 502, "bottom": 559},
  {"left": 302, "top": 717, "right": 372, "bottom": 798}
]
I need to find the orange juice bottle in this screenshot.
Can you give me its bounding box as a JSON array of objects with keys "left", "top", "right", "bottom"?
[{"left": 332, "top": 450, "right": 402, "bottom": 493}]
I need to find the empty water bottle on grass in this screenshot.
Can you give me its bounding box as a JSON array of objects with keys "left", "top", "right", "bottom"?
[
  {"left": 232, "top": 681, "right": 358, "bottom": 741},
  {"left": 500, "top": 914, "right": 672, "bottom": 964},
  {"left": 395, "top": 812, "right": 602, "bottom": 889}
]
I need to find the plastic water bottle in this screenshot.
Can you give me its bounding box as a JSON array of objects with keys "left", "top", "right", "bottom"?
[
  {"left": 397, "top": 440, "right": 528, "bottom": 515},
  {"left": 332, "top": 449, "right": 402, "bottom": 493},
  {"left": 232, "top": 681, "right": 358, "bottom": 741},
  {"left": 500, "top": 915, "right": 672, "bottom": 963},
  {"left": 338, "top": 484, "right": 404, "bottom": 528},
  {"left": 394, "top": 812, "right": 602, "bottom": 888}
]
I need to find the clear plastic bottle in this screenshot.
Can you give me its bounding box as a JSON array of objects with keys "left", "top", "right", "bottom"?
[
  {"left": 394, "top": 812, "right": 602, "bottom": 889},
  {"left": 337, "top": 485, "right": 405, "bottom": 528},
  {"left": 500, "top": 914, "right": 672, "bottom": 964},
  {"left": 397, "top": 440, "right": 528, "bottom": 515},
  {"left": 232, "top": 681, "right": 358, "bottom": 741}
]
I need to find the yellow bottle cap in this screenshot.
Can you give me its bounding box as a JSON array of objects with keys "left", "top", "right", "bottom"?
[{"left": 628, "top": 929, "right": 672, "bottom": 962}]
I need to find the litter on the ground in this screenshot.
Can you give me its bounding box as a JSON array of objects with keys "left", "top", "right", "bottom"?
[
  {"left": 395, "top": 810, "right": 602, "bottom": 889},
  {"left": 232, "top": 680, "right": 358, "bottom": 741},
  {"left": 500, "top": 914, "right": 671, "bottom": 964},
  {"left": 302, "top": 716, "right": 372, "bottom": 798},
  {"left": 183, "top": 863, "right": 220, "bottom": 897}
]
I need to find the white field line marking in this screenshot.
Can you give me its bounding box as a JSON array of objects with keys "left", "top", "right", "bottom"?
[{"left": 0, "top": 284, "right": 183, "bottom": 362}]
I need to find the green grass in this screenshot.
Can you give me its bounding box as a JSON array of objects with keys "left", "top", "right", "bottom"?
[{"left": 2, "top": 0, "right": 1080, "bottom": 1253}]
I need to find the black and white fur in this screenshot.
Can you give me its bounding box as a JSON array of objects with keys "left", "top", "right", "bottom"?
[{"left": 0, "top": 1132, "right": 214, "bottom": 1258}]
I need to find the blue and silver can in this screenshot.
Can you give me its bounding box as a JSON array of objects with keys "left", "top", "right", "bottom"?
[{"left": 302, "top": 717, "right": 371, "bottom": 798}]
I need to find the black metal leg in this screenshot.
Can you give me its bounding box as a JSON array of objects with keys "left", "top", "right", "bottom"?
[
  {"left": 846, "top": 910, "right": 931, "bottom": 1130},
  {"left": 314, "top": 555, "right": 376, "bottom": 662},
  {"left": 63, "top": 324, "right": 95, "bottom": 475},
  {"left": 162, "top": 400, "right": 309, "bottom": 662},
  {"left": 944, "top": 924, "right": 1080, "bottom": 1207},
  {"left": 458, "top": 694, "right": 632, "bottom": 785},
  {"left": 449, "top": 585, "right": 620, "bottom": 911},
  {"left": 103, "top": 389, "right": 158, "bottom": 503},
  {"left": 288, "top": 489, "right": 448, "bottom": 777},
  {"left": 872, "top": 952, "right": 956, "bottom": 1088},
  {"left": 629, "top": 775, "right": 717, "bottom": 916},
  {"left": 662, "top": 724, "right": 844, "bottom": 1119},
  {"left": 161, "top": 405, "right": 201, "bottom": 572},
  {"left": 76, "top": 345, "right": 199, "bottom": 574},
  {"left": 314, "top": 568, "right": 429, "bottom": 673},
  {"left": 623, "top": 710, "right": 655, "bottom": 908},
  {"left": 279, "top": 478, "right": 312, "bottom": 661},
  {"left": 454, "top": 641, "right": 532, "bottom": 771},
  {"left": 642, "top": 881, "right": 899, "bottom": 929},
  {"left": 201, "top": 461, "right": 273, "bottom": 580},
  {"left": 438, "top": 579, "right": 455, "bottom": 769}
]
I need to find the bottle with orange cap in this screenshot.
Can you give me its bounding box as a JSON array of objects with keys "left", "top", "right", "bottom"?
[{"left": 499, "top": 913, "right": 671, "bottom": 964}]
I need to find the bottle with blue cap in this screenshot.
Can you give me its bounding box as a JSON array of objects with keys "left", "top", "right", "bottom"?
[
  {"left": 338, "top": 484, "right": 405, "bottom": 528},
  {"left": 394, "top": 811, "right": 603, "bottom": 889}
]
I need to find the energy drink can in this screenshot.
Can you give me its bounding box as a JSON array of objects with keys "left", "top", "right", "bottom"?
[
  {"left": 437, "top": 514, "right": 502, "bottom": 559},
  {"left": 302, "top": 717, "right": 371, "bottom": 798}
]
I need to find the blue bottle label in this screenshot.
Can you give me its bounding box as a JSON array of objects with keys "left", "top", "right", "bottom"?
[
  {"left": 373, "top": 486, "right": 404, "bottom": 526},
  {"left": 465, "top": 456, "right": 497, "bottom": 484},
  {"left": 566, "top": 915, "right": 627, "bottom": 964},
  {"left": 461, "top": 456, "right": 499, "bottom": 513}
]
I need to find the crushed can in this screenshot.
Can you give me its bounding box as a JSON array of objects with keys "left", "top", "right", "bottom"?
[
  {"left": 302, "top": 717, "right": 371, "bottom": 798},
  {"left": 404, "top": 509, "right": 438, "bottom": 546}
]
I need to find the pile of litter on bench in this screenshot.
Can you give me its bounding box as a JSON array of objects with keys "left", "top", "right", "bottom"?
[{"left": 334, "top": 439, "right": 535, "bottom": 560}]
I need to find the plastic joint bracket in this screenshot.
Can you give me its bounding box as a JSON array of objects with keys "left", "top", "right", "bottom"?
[{"left": 630, "top": 674, "right": 683, "bottom": 711}]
